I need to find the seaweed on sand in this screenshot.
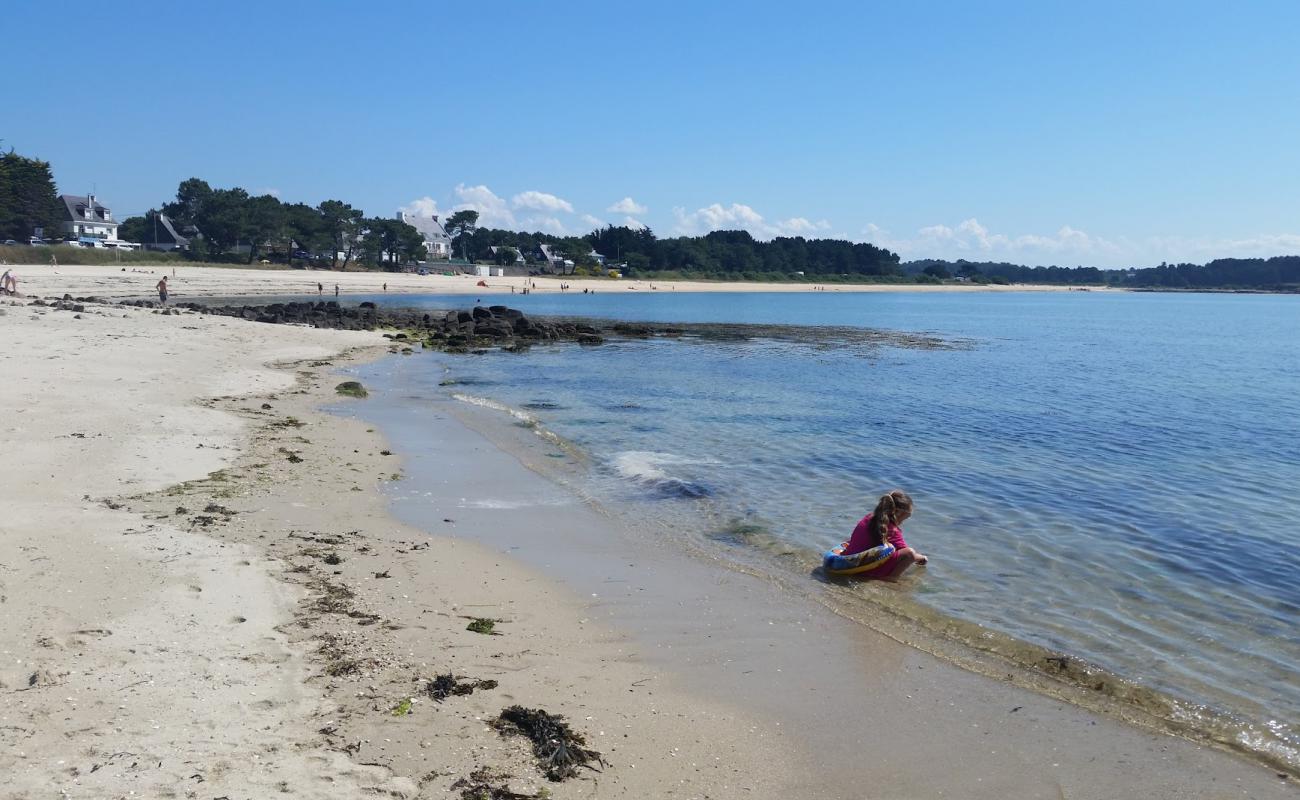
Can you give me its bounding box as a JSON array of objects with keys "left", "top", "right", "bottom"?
[
  {"left": 492, "top": 705, "right": 606, "bottom": 781},
  {"left": 426, "top": 673, "right": 499, "bottom": 702},
  {"left": 450, "top": 767, "right": 538, "bottom": 800}
]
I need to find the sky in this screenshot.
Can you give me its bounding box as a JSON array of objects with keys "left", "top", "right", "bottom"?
[{"left": 7, "top": 0, "right": 1300, "bottom": 267}]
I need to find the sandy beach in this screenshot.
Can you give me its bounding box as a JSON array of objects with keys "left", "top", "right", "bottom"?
[
  {"left": 1, "top": 269, "right": 1289, "bottom": 799},
  {"left": 0, "top": 262, "right": 1116, "bottom": 302}
]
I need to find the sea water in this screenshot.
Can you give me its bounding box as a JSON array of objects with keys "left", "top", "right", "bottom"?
[{"left": 353, "top": 289, "right": 1300, "bottom": 768}]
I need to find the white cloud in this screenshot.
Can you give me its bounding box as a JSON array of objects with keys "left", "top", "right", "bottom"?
[
  {"left": 856, "top": 218, "right": 1300, "bottom": 266},
  {"left": 607, "top": 196, "right": 648, "bottom": 215},
  {"left": 622, "top": 216, "right": 647, "bottom": 230},
  {"left": 579, "top": 214, "right": 606, "bottom": 230},
  {"left": 523, "top": 216, "right": 569, "bottom": 235},
  {"left": 452, "top": 184, "right": 517, "bottom": 228},
  {"left": 398, "top": 196, "right": 440, "bottom": 217},
  {"left": 672, "top": 202, "right": 831, "bottom": 239},
  {"left": 1140, "top": 232, "right": 1300, "bottom": 262},
  {"left": 862, "top": 218, "right": 1122, "bottom": 264},
  {"left": 776, "top": 217, "right": 832, "bottom": 236},
  {"left": 254, "top": 187, "right": 281, "bottom": 198},
  {"left": 511, "top": 190, "right": 574, "bottom": 214}
]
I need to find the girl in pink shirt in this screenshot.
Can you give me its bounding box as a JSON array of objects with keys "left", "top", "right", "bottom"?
[{"left": 843, "top": 490, "right": 928, "bottom": 580}]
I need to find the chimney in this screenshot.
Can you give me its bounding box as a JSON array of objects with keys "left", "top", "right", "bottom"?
[{"left": 87, "top": 194, "right": 96, "bottom": 218}]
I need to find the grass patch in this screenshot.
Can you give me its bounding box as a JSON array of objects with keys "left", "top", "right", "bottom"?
[
  {"left": 391, "top": 697, "right": 414, "bottom": 716},
  {"left": 466, "top": 618, "right": 499, "bottom": 635}
]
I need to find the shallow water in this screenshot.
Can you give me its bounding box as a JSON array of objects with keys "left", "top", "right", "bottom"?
[{"left": 355, "top": 289, "right": 1300, "bottom": 768}]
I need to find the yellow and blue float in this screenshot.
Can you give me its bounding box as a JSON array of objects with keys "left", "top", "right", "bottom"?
[{"left": 822, "top": 542, "right": 895, "bottom": 577}]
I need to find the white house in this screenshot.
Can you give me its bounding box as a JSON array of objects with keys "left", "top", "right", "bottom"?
[
  {"left": 60, "top": 194, "right": 120, "bottom": 244},
  {"left": 398, "top": 212, "right": 453, "bottom": 260}
]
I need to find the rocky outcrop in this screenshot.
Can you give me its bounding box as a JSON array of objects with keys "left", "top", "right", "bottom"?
[{"left": 178, "top": 301, "right": 609, "bottom": 350}]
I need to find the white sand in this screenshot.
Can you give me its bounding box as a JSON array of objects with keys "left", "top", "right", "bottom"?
[{"left": 0, "top": 262, "right": 1113, "bottom": 301}]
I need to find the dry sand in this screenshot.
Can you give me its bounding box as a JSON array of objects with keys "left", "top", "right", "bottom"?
[
  {"left": 0, "top": 262, "right": 1115, "bottom": 301},
  {"left": 0, "top": 272, "right": 1288, "bottom": 799}
]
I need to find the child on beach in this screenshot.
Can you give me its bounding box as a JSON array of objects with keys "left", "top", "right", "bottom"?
[{"left": 843, "top": 490, "right": 927, "bottom": 580}]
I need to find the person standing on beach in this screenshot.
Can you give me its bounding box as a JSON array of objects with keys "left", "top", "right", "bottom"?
[
  {"left": 156, "top": 276, "right": 169, "bottom": 305},
  {"left": 1, "top": 269, "right": 17, "bottom": 295},
  {"left": 334, "top": 283, "right": 339, "bottom": 297},
  {"left": 842, "top": 490, "right": 927, "bottom": 580},
  {"left": 317, "top": 282, "right": 323, "bottom": 296}
]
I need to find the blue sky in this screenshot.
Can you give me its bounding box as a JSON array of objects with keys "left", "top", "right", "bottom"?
[{"left": 8, "top": 0, "right": 1299, "bottom": 266}]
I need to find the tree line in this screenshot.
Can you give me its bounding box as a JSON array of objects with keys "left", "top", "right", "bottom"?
[
  {"left": 904, "top": 258, "right": 1300, "bottom": 290},
  {"left": 120, "top": 178, "right": 426, "bottom": 269},
  {"left": 0, "top": 148, "right": 61, "bottom": 241},
  {"left": 3, "top": 143, "right": 1297, "bottom": 286},
  {"left": 458, "top": 224, "right": 904, "bottom": 280}
]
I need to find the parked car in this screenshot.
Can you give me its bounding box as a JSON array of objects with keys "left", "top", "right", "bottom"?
[
  {"left": 28, "top": 237, "right": 48, "bottom": 246},
  {"left": 2, "top": 239, "right": 17, "bottom": 246}
]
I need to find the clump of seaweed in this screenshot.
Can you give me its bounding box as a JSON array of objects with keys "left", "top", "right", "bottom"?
[
  {"left": 392, "top": 697, "right": 414, "bottom": 716},
  {"left": 492, "top": 705, "right": 605, "bottom": 781},
  {"left": 426, "top": 673, "right": 499, "bottom": 702},
  {"left": 335, "top": 381, "right": 368, "bottom": 398},
  {"left": 466, "top": 618, "right": 499, "bottom": 635},
  {"left": 451, "top": 767, "right": 538, "bottom": 800}
]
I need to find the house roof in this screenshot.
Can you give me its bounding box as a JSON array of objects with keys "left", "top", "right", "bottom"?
[
  {"left": 154, "top": 214, "right": 190, "bottom": 246},
  {"left": 399, "top": 212, "right": 451, "bottom": 243},
  {"left": 489, "top": 246, "right": 526, "bottom": 262},
  {"left": 60, "top": 195, "right": 116, "bottom": 224}
]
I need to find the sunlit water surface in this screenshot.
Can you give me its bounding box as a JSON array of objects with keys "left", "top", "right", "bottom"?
[{"left": 355, "top": 289, "right": 1300, "bottom": 767}]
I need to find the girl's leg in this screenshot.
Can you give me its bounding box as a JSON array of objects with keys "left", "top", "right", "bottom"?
[{"left": 879, "top": 547, "right": 917, "bottom": 581}]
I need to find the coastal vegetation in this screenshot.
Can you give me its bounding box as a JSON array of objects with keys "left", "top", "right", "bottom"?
[
  {"left": 905, "top": 257, "right": 1300, "bottom": 291},
  {"left": 0, "top": 147, "right": 61, "bottom": 241},
  {"left": 4, "top": 145, "right": 1296, "bottom": 290},
  {"left": 122, "top": 178, "right": 426, "bottom": 269}
]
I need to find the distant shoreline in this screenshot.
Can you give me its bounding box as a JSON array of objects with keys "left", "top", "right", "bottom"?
[{"left": 7, "top": 263, "right": 1127, "bottom": 300}]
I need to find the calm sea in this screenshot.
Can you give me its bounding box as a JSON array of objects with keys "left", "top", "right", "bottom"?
[{"left": 355, "top": 289, "right": 1300, "bottom": 768}]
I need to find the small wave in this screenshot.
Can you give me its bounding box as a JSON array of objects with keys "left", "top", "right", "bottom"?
[
  {"left": 523, "top": 401, "right": 566, "bottom": 410},
  {"left": 451, "top": 393, "right": 580, "bottom": 458},
  {"left": 452, "top": 393, "right": 537, "bottom": 424},
  {"left": 612, "top": 451, "right": 716, "bottom": 498}
]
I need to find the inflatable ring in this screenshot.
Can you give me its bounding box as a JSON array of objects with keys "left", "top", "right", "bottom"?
[{"left": 823, "top": 542, "right": 895, "bottom": 577}]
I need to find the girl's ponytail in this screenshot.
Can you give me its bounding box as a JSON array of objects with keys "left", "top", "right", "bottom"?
[{"left": 868, "top": 490, "right": 913, "bottom": 547}]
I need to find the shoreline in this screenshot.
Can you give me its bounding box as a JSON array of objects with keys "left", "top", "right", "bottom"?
[
  {"left": 363, "top": 352, "right": 1300, "bottom": 785},
  {"left": 0, "top": 280, "right": 1291, "bottom": 797}
]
